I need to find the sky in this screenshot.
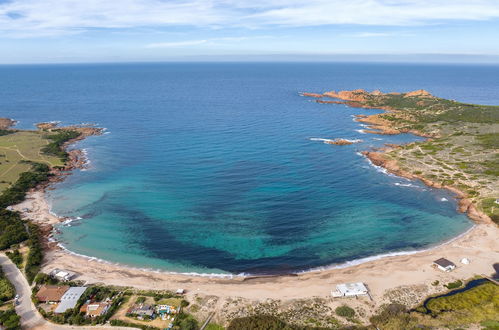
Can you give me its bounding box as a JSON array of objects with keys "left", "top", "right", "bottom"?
[{"left": 1, "top": 0, "right": 499, "bottom": 64}]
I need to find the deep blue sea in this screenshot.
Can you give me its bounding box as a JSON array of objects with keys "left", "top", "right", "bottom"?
[{"left": 2, "top": 62, "right": 497, "bottom": 275}]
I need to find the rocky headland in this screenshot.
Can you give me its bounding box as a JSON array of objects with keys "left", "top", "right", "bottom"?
[{"left": 303, "top": 89, "right": 499, "bottom": 225}]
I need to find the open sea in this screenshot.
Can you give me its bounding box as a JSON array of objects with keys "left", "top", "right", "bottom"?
[{"left": 1, "top": 62, "right": 497, "bottom": 275}]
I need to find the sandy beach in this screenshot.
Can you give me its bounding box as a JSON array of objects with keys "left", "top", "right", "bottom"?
[
  {"left": 14, "top": 190, "right": 499, "bottom": 309},
  {"left": 8, "top": 114, "right": 499, "bottom": 324}
]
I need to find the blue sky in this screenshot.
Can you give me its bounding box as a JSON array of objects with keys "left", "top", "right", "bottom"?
[{"left": 1, "top": 0, "right": 499, "bottom": 64}]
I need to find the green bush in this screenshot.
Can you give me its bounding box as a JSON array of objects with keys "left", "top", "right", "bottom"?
[
  {"left": 41, "top": 130, "right": 81, "bottom": 161},
  {"left": 6, "top": 249, "right": 23, "bottom": 268},
  {"left": 335, "top": 305, "right": 356, "bottom": 318},
  {"left": 0, "top": 210, "right": 28, "bottom": 250},
  {"left": 228, "top": 315, "right": 294, "bottom": 330},
  {"left": 444, "top": 280, "right": 463, "bottom": 290},
  {"left": 0, "top": 268, "right": 15, "bottom": 302},
  {"left": 174, "top": 313, "right": 199, "bottom": 330},
  {"left": 25, "top": 223, "right": 44, "bottom": 284},
  {"left": 110, "top": 319, "right": 159, "bottom": 329},
  {"left": 0, "top": 308, "right": 20, "bottom": 330},
  {"left": 369, "top": 303, "right": 415, "bottom": 329}
]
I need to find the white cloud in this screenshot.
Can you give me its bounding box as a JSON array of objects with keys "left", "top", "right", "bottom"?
[
  {"left": 146, "top": 39, "right": 208, "bottom": 48},
  {"left": 351, "top": 32, "right": 392, "bottom": 38},
  {"left": 347, "top": 32, "right": 415, "bottom": 38},
  {"left": 1, "top": 0, "right": 499, "bottom": 37}
]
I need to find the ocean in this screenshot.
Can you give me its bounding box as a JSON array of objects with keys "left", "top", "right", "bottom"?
[{"left": 2, "top": 62, "right": 496, "bottom": 275}]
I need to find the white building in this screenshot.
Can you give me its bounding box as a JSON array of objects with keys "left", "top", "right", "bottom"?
[
  {"left": 331, "top": 282, "right": 369, "bottom": 297},
  {"left": 54, "top": 287, "right": 87, "bottom": 314},
  {"left": 433, "top": 258, "right": 456, "bottom": 272},
  {"left": 50, "top": 269, "right": 76, "bottom": 282}
]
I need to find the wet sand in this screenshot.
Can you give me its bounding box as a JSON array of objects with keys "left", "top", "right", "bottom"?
[{"left": 15, "top": 191, "right": 499, "bottom": 305}]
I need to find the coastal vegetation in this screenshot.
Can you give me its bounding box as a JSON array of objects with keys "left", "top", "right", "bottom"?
[
  {"left": 0, "top": 209, "right": 28, "bottom": 250},
  {"left": 41, "top": 130, "right": 81, "bottom": 162},
  {"left": 308, "top": 89, "right": 499, "bottom": 224},
  {"left": 0, "top": 122, "right": 95, "bottom": 288},
  {"left": 25, "top": 223, "right": 44, "bottom": 284},
  {"left": 368, "top": 279, "right": 499, "bottom": 329},
  {"left": 334, "top": 305, "right": 355, "bottom": 318},
  {"left": 0, "top": 131, "right": 63, "bottom": 192},
  {"left": 0, "top": 267, "right": 15, "bottom": 302},
  {"left": 0, "top": 162, "right": 50, "bottom": 209},
  {"left": 0, "top": 308, "right": 21, "bottom": 330},
  {"left": 5, "top": 248, "right": 23, "bottom": 268},
  {"left": 444, "top": 279, "right": 463, "bottom": 289}
]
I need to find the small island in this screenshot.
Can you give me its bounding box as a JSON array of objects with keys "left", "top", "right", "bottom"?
[{"left": 303, "top": 89, "right": 499, "bottom": 225}]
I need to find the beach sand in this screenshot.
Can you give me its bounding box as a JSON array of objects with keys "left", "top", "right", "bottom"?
[{"left": 16, "top": 191, "right": 499, "bottom": 311}]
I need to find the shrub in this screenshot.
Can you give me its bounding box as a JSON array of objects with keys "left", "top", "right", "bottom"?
[
  {"left": 174, "top": 313, "right": 199, "bottom": 330},
  {"left": 41, "top": 130, "right": 81, "bottom": 161},
  {"left": 110, "top": 319, "right": 159, "bottom": 329},
  {"left": 0, "top": 210, "right": 28, "bottom": 250},
  {"left": 0, "top": 269, "right": 15, "bottom": 302},
  {"left": 25, "top": 223, "right": 44, "bottom": 284},
  {"left": 0, "top": 308, "right": 20, "bottom": 330},
  {"left": 335, "top": 305, "right": 356, "bottom": 318},
  {"left": 444, "top": 280, "right": 463, "bottom": 290},
  {"left": 6, "top": 249, "right": 23, "bottom": 268},
  {"left": 228, "top": 315, "right": 294, "bottom": 330}
]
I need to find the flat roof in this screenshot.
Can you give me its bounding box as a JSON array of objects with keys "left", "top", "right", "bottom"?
[
  {"left": 336, "top": 282, "right": 368, "bottom": 293},
  {"left": 433, "top": 258, "right": 456, "bottom": 268},
  {"left": 54, "top": 287, "right": 87, "bottom": 314}
]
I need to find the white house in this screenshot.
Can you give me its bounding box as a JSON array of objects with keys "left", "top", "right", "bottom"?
[
  {"left": 331, "top": 282, "right": 369, "bottom": 297},
  {"left": 433, "top": 258, "right": 456, "bottom": 272},
  {"left": 50, "top": 269, "right": 76, "bottom": 282}
]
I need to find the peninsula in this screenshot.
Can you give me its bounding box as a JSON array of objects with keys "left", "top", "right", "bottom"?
[{"left": 303, "top": 89, "right": 499, "bottom": 225}]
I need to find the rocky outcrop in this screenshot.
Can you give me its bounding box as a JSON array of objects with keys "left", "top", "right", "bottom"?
[
  {"left": 0, "top": 118, "right": 16, "bottom": 129},
  {"left": 363, "top": 151, "right": 492, "bottom": 224},
  {"left": 324, "top": 89, "right": 370, "bottom": 102},
  {"left": 300, "top": 92, "right": 324, "bottom": 98},
  {"left": 404, "top": 89, "right": 433, "bottom": 98},
  {"left": 318, "top": 89, "right": 434, "bottom": 102},
  {"left": 37, "top": 122, "right": 104, "bottom": 137},
  {"left": 325, "top": 138, "right": 362, "bottom": 145}
]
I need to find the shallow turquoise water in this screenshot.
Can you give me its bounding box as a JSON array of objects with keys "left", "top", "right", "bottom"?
[{"left": 0, "top": 63, "right": 491, "bottom": 275}]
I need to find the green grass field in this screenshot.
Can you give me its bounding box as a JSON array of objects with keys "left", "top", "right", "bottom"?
[{"left": 0, "top": 131, "right": 64, "bottom": 192}]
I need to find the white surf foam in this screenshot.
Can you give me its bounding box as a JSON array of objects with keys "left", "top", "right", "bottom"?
[
  {"left": 310, "top": 137, "right": 334, "bottom": 143},
  {"left": 55, "top": 242, "right": 239, "bottom": 278},
  {"left": 310, "top": 137, "right": 362, "bottom": 144},
  {"left": 298, "top": 224, "right": 476, "bottom": 274}
]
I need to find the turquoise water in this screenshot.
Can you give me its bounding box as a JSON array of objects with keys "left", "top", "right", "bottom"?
[{"left": 1, "top": 63, "right": 492, "bottom": 275}]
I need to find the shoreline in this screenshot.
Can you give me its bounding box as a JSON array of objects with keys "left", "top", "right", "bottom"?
[
  {"left": 9, "top": 111, "right": 499, "bottom": 310},
  {"left": 33, "top": 186, "right": 476, "bottom": 279},
  {"left": 303, "top": 90, "right": 493, "bottom": 225},
  {"left": 29, "top": 192, "right": 499, "bottom": 302},
  {"left": 13, "top": 151, "right": 499, "bottom": 305}
]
